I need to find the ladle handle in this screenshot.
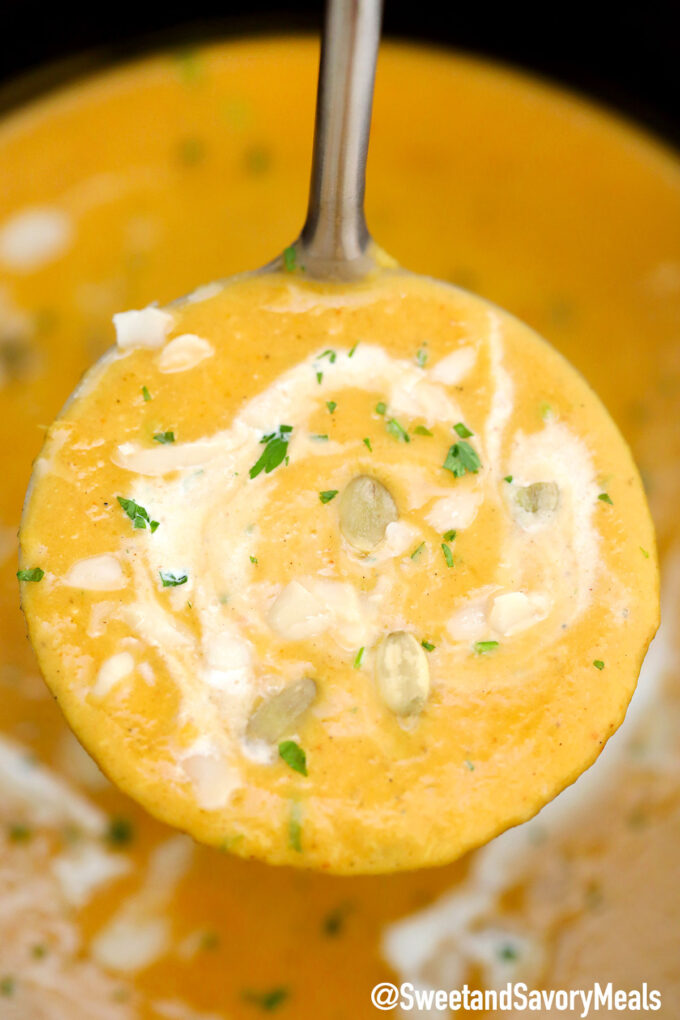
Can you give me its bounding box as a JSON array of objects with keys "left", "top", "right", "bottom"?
[{"left": 299, "top": 0, "right": 383, "bottom": 278}]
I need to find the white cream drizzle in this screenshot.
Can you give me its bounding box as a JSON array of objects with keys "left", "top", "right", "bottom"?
[{"left": 93, "top": 320, "right": 603, "bottom": 792}]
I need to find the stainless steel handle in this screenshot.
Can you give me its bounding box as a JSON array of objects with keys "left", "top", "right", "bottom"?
[{"left": 299, "top": 0, "right": 383, "bottom": 278}]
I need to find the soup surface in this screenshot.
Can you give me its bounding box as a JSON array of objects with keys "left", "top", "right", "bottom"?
[
  {"left": 20, "top": 268, "right": 657, "bottom": 872},
  {"left": 1, "top": 36, "right": 678, "bottom": 1018}
]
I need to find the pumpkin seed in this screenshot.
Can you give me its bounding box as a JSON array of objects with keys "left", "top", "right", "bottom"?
[
  {"left": 246, "top": 677, "right": 317, "bottom": 743},
  {"left": 338, "top": 475, "right": 398, "bottom": 552},
  {"left": 375, "top": 631, "right": 430, "bottom": 716},
  {"left": 515, "top": 481, "right": 559, "bottom": 515}
]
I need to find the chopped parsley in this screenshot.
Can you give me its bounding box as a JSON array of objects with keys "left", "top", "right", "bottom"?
[
  {"left": 443, "top": 440, "right": 481, "bottom": 477},
  {"left": 464, "top": 759, "right": 475, "bottom": 771},
  {"left": 453, "top": 421, "right": 474, "bottom": 438},
  {"left": 243, "top": 987, "right": 289, "bottom": 1012},
  {"left": 416, "top": 347, "right": 428, "bottom": 367},
  {"left": 363, "top": 437, "right": 372, "bottom": 451},
  {"left": 504, "top": 475, "right": 513, "bottom": 483},
  {"left": 323, "top": 906, "right": 349, "bottom": 936},
  {"left": 279, "top": 740, "right": 307, "bottom": 776},
  {"left": 326, "top": 400, "right": 337, "bottom": 414},
  {"left": 386, "top": 418, "right": 410, "bottom": 443},
  {"left": 318, "top": 349, "right": 337, "bottom": 363},
  {"left": 593, "top": 659, "right": 605, "bottom": 670},
  {"left": 375, "top": 401, "right": 387, "bottom": 415},
  {"left": 159, "top": 570, "right": 188, "bottom": 588},
  {"left": 141, "top": 386, "right": 151, "bottom": 402},
  {"left": 441, "top": 542, "right": 454, "bottom": 568},
  {"left": 443, "top": 529, "right": 457, "bottom": 542},
  {"left": 413, "top": 424, "right": 433, "bottom": 436},
  {"left": 410, "top": 542, "right": 425, "bottom": 560},
  {"left": 250, "top": 555, "right": 258, "bottom": 564},
  {"left": 319, "top": 489, "right": 338, "bottom": 504},
  {"left": 598, "top": 492, "right": 613, "bottom": 505},
  {"left": 316, "top": 371, "right": 323, "bottom": 384},
  {"left": 249, "top": 426, "right": 293, "bottom": 479},
  {"left": 421, "top": 640, "right": 435, "bottom": 652},
  {"left": 177, "top": 136, "right": 205, "bottom": 165},
  {"left": 310, "top": 433, "right": 329, "bottom": 441},
  {"left": 244, "top": 145, "right": 271, "bottom": 174},
  {"left": 8, "top": 823, "right": 32, "bottom": 842},
  {"left": 153, "top": 431, "right": 175, "bottom": 444},
  {"left": 0, "top": 977, "right": 15, "bottom": 997},
  {"left": 117, "top": 496, "right": 159, "bottom": 532},
  {"left": 288, "top": 803, "right": 303, "bottom": 852},
  {"left": 17, "top": 567, "right": 44, "bottom": 583},
  {"left": 353, "top": 647, "right": 365, "bottom": 669},
  {"left": 499, "top": 944, "right": 519, "bottom": 962},
  {"left": 474, "top": 640, "right": 499, "bottom": 654},
  {"left": 283, "top": 245, "right": 297, "bottom": 272},
  {"left": 106, "top": 816, "right": 134, "bottom": 847},
  {"left": 348, "top": 342, "right": 359, "bottom": 357},
  {"left": 640, "top": 546, "right": 650, "bottom": 558},
  {"left": 199, "top": 930, "right": 221, "bottom": 951}
]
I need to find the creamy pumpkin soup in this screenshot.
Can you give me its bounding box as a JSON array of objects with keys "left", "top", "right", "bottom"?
[
  {"left": 1, "top": 35, "right": 678, "bottom": 1018},
  {"left": 19, "top": 266, "right": 658, "bottom": 873}
]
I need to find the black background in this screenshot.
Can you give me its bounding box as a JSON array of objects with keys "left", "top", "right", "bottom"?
[{"left": 1, "top": 1, "right": 679, "bottom": 144}]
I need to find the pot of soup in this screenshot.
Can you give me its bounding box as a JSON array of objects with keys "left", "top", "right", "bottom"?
[{"left": 0, "top": 14, "right": 678, "bottom": 1020}]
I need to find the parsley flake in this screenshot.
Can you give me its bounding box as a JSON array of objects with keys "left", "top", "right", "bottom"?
[
  {"left": 316, "top": 371, "right": 323, "bottom": 384},
  {"left": 0, "top": 977, "right": 15, "bottom": 998},
  {"left": 410, "top": 542, "right": 425, "bottom": 560},
  {"left": 249, "top": 426, "right": 293, "bottom": 479},
  {"left": 593, "top": 659, "right": 605, "bottom": 670},
  {"left": 159, "top": 570, "right": 188, "bottom": 588},
  {"left": 443, "top": 529, "right": 457, "bottom": 542},
  {"left": 279, "top": 740, "right": 307, "bottom": 776},
  {"left": 353, "top": 647, "right": 365, "bottom": 669},
  {"left": 288, "top": 803, "right": 303, "bottom": 852},
  {"left": 421, "top": 640, "right": 435, "bottom": 652},
  {"left": 441, "top": 543, "right": 454, "bottom": 568},
  {"left": 386, "top": 418, "right": 410, "bottom": 443},
  {"left": 375, "top": 401, "right": 387, "bottom": 415},
  {"left": 310, "top": 433, "right": 329, "bottom": 441},
  {"left": 363, "top": 437, "right": 372, "bottom": 451},
  {"left": 141, "top": 386, "right": 151, "bottom": 402},
  {"left": 250, "top": 555, "right": 258, "bottom": 564},
  {"left": 153, "top": 431, "right": 175, "bottom": 444},
  {"left": 443, "top": 440, "right": 481, "bottom": 477},
  {"left": 17, "top": 567, "right": 44, "bottom": 583},
  {"left": 326, "top": 400, "right": 337, "bottom": 414},
  {"left": 106, "top": 816, "right": 134, "bottom": 847},
  {"left": 283, "top": 245, "right": 297, "bottom": 272},
  {"left": 640, "top": 546, "right": 650, "bottom": 558},
  {"left": 416, "top": 347, "right": 428, "bottom": 367},
  {"left": 8, "top": 823, "right": 32, "bottom": 842},
  {"left": 348, "top": 342, "right": 359, "bottom": 357},
  {"left": 318, "top": 349, "right": 337, "bottom": 363},
  {"left": 453, "top": 422, "right": 474, "bottom": 438},
  {"left": 474, "top": 640, "right": 499, "bottom": 654},
  {"left": 504, "top": 475, "right": 513, "bottom": 483},
  {"left": 598, "top": 492, "right": 613, "bottom": 505},
  {"left": 117, "top": 496, "right": 159, "bottom": 532},
  {"left": 464, "top": 759, "right": 475, "bottom": 771},
  {"left": 244, "top": 987, "right": 289, "bottom": 1012},
  {"left": 413, "top": 424, "right": 433, "bottom": 436},
  {"left": 319, "top": 489, "right": 338, "bottom": 504}
]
